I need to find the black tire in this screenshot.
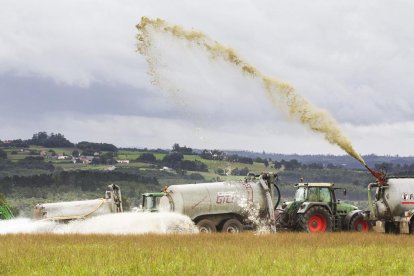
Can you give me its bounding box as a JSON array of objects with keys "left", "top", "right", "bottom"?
[
  {"left": 222, "top": 219, "right": 243, "bottom": 233},
  {"left": 299, "top": 206, "right": 333, "bottom": 233},
  {"left": 197, "top": 219, "right": 217, "bottom": 233},
  {"left": 385, "top": 222, "right": 397, "bottom": 234},
  {"left": 409, "top": 219, "right": 414, "bottom": 235},
  {"left": 349, "top": 213, "right": 370, "bottom": 232}
]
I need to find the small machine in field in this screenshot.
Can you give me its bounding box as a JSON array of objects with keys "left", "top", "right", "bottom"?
[
  {"left": 276, "top": 182, "right": 368, "bottom": 232},
  {"left": 33, "top": 184, "right": 123, "bottom": 222}
]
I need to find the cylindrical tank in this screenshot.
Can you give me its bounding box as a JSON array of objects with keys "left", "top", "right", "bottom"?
[
  {"left": 159, "top": 180, "right": 270, "bottom": 221},
  {"left": 33, "top": 184, "right": 122, "bottom": 220},
  {"left": 33, "top": 199, "right": 112, "bottom": 220},
  {"left": 377, "top": 177, "right": 414, "bottom": 218}
]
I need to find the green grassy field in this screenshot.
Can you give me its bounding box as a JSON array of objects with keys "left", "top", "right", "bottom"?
[{"left": 0, "top": 233, "right": 413, "bottom": 275}]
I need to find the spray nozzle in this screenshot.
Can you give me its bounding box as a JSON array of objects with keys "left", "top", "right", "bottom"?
[{"left": 364, "top": 165, "right": 386, "bottom": 185}]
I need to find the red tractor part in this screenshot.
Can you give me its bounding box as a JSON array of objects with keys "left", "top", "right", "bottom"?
[
  {"left": 308, "top": 214, "right": 327, "bottom": 232},
  {"left": 352, "top": 217, "right": 369, "bottom": 232},
  {"left": 365, "top": 165, "right": 386, "bottom": 185}
]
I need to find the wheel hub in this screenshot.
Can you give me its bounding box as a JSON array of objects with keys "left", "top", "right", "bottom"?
[{"left": 308, "top": 214, "right": 327, "bottom": 232}]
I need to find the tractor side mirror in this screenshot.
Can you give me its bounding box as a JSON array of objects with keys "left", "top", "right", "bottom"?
[{"left": 343, "top": 189, "right": 347, "bottom": 196}]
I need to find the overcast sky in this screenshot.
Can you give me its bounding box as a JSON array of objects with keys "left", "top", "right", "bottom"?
[{"left": 1, "top": 0, "right": 414, "bottom": 155}]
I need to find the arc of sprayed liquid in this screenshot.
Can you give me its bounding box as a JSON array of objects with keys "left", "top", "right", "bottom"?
[{"left": 136, "top": 17, "right": 366, "bottom": 165}]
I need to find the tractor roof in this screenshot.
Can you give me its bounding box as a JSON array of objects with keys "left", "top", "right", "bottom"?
[
  {"left": 142, "top": 192, "right": 165, "bottom": 197},
  {"left": 295, "top": 182, "right": 334, "bottom": 188}
]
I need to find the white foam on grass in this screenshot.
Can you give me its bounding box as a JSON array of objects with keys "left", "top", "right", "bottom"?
[{"left": 0, "top": 212, "right": 198, "bottom": 235}]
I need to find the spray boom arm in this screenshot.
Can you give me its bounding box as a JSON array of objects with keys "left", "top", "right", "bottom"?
[{"left": 364, "top": 165, "right": 386, "bottom": 185}]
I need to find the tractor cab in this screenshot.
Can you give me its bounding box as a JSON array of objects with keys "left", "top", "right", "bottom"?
[
  {"left": 294, "top": 183, "right": 336, "bottom": 203},
  {"left": 140, "top": 192, "right": 165, "bottom": 212},
  {"left": 289, "top": 182, "right": 357, "bottom": 214}
]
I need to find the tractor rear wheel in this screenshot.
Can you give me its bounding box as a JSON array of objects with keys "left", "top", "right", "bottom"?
[
  {"left": 222, "top": 219, "right": 243, "bottom": 233},
  {"left": 349, "top": 214, "right": 370, "bottom": 232},
  {"left": 299, "top": 206, "right": 333, "bottom": 233},
  {"left": 197, "top": 219, "right": 217, "bottom": 233}
]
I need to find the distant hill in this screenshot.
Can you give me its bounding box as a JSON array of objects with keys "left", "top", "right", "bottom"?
[{"left": 221, "top": 150, "right": 414, "bottom": 170}]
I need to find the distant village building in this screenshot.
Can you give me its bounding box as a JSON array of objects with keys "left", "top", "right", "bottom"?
[
  {"left": 79, "top": 156, "right": 94, "bottom": 164},
  {"left": 116, "top": 160, "right": 130, "bottom": 164},
  {"left": 57, "top": 155, "right": 71, "bottom": 160},
  {"left": 160, "top": 166, "right": 176, "bottom": 174}
]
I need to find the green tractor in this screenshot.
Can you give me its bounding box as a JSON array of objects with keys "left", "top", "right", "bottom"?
[
  {"left": 276, "top": 182, "right": 369, "bottom": 232},
  {"left": 0, "top": 203, "right": 14, "bottom": 220},
  {"left": 139, "top": 192, "right": 165, "bottom": 212}
]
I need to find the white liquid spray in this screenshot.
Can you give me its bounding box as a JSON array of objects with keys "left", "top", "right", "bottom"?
[{"left": 0, "top": 212, "right": 198, "bottom": 235}]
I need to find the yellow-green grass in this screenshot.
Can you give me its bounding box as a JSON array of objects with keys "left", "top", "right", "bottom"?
[{"left": 1, "top": 233, "right": 413, "bottom": 275}]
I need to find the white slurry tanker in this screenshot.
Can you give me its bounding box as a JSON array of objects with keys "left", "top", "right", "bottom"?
[
  {"left": 33, "top": 184, "right": 123, "bottom": 221},
  {"left": 159, "top": 173, "right": 280, "bottom": 233},
  {"left": 365, "top": 173, "right": 414, "bottom": 234}
]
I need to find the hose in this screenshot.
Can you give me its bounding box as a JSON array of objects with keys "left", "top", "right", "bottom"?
[
  {"left": 259, "top": 178, "right": 276, "bottom": 232},
  {"left": 44, "top": 198, "right": 106, "bottom": 221},
  {"left": 273, "top": 183, "right": 281, "bottom": 211}
]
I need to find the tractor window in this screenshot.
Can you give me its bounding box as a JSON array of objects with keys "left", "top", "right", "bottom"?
[
  {"left": 295, "top": 187, "right": 306, "bottom": 202},
  {"left": 307, "top": 188, "right": 318, "bottom": 201},
  {"left": 319, "top": 188, "right": 332, "bottom": 203},
  {"left": 143, "top": 196, "right": 155, "bottom": 209}
]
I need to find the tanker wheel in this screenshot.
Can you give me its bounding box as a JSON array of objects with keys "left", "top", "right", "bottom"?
[
  {"left": 197, "top": 219, "right": 217, "bottom": 233},
  {"left": 222, "top": 219, "right": 243, "bottom": 233},
  {"left": 299, "top": 206, "right": 333, "bottom": 233},
  {"left": 409, "top": 219, "right": 414, "bottom": 234},
  {"left": 349, "top": 214, "right": 370, "bottom": 232},
  {"left": 385, "top": 222, "right": 397, "bottom": 234}
]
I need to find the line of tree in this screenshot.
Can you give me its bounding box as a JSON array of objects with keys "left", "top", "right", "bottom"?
[
  {"left": 172, "top": 143, "right": 194, "bottom": 155},
  {"left": 77, "top": 141, "right": 118, "bottom": 153},
  {"left": 199, "top": 150, "right": 254, "bottom": 165},
  {"left": 29, "top": 132, "right": 74, "bottom": 147},
  {"left": 162, "top": 152, "right": 208, "bottom": 172},
  {"left": 199, "top": 149, "right": 225, "bottom": 160},
  {"left": 225, "top": 154, "right": 254, "bottom": 164},
  {"left": 136, "top": 152, "right": 208, "bottom": 172},
  {"left": 0, "top": 139, "right": 29, "bottom": 148},
  {"left": 0, "top": 170, "right": 159, "bottom": 195}
]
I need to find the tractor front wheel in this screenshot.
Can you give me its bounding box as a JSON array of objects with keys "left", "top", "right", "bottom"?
[{"left": 299, "top": 206, "right": 333, "bottom": 233}]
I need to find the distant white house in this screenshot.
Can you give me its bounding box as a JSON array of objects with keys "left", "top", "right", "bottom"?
[
  {"left": 57, "top": 155, "right": 71, "bottom": 160},
  {"left": 79, "top": 156, "right": 94, "bottom": 164},
  {"left": 116, "top": 160, "right": 130, "bottom": 164},
  {"left": 160, "top": 166, "right": 176, "bottom": 174}
]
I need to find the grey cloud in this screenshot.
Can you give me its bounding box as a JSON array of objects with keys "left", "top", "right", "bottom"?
[
  {"left": 0, "top": 74, "right": 174, "bottom": 119},
  {"left": 1, "top": 0, "right": 414, "bottom": 155}
]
